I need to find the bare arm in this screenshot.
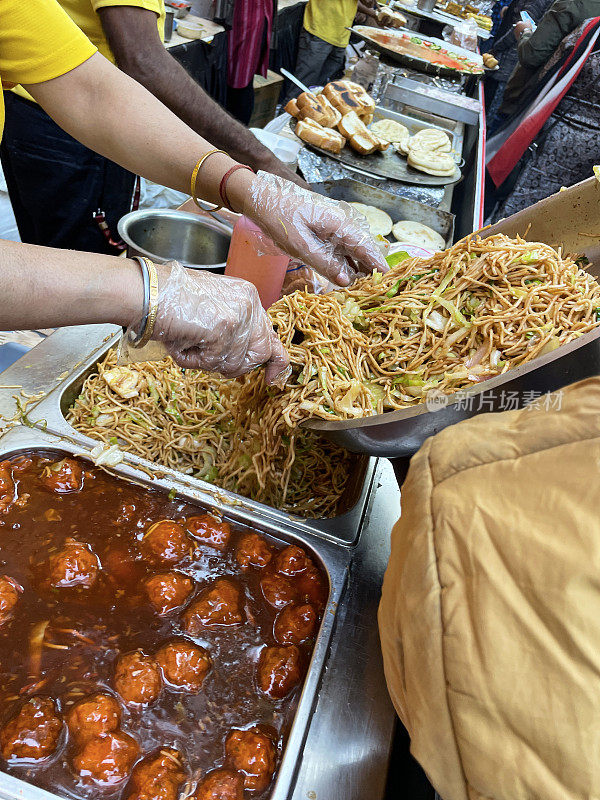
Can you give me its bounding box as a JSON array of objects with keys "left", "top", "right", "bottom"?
[
  {"left": 20, "top": 51, "right": 386, "bottom": 287},
  {"left": 98, "top": 5, "right": 306, "bottom": 187},
  {"left": 0, "top": 239, "right": 143, "bottom": 330},
  {"left": 357, "top": 0, "right": 379, "bottom": 18},
  {"left": 0, "top": 240, "right": 288, "bottom": 381},
  {"left": 25, "top": 52, "right": 255, "bottom": 210}
]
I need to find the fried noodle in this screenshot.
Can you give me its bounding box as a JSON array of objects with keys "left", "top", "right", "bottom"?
[{"left": 67, "top": 234, "right": 600, "bottom": 516}]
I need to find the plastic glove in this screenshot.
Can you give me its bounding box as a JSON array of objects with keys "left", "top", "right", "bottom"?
[
  {"left": 124, "top": 261, "right": 290, "bottom": 385},
  {"left": 243, "top": 171, "right": 388, "bottom": 287}
]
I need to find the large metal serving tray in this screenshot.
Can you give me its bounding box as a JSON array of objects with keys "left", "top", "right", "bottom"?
[
  {"left": 0, "top": 423, "right": 350, "bottom": 800},
  {"left": 351, "top": 25, "right": 484, "bottom": 76},
  {"left": 306, "top": 327, "right": 600, "bottom": 457},
  {"left": 293, "top": 105, "right": 462, "bottom": 186},
  {"left": 30, "top": 327, "right": 376, "bottom": 545},
  {"left": 311, "top": 177, "right": 455, "bottom": 245}
]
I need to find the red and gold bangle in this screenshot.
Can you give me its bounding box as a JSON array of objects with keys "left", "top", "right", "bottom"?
[
  {"left": 219, "top": 164, "right": 255, "bottom": 211},
  {"left": 190, "top": 149, "right": 226, "bottom": 210}
]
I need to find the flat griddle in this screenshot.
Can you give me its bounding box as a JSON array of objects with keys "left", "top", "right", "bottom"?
[
  {"left": 292, "top": 105, "right": 462, "bottom": 186},
  {"left": 351, "top": 25, "right": 483, "bottom": 77}
]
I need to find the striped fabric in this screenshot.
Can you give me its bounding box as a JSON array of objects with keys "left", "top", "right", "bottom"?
[{"left": 227, "top": 0, "right": 274, "bottom": 88}]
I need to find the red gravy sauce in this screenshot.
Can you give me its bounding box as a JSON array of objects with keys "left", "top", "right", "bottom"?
[{"left": 0, "top": 452, "right": 327, "bottom": 800}]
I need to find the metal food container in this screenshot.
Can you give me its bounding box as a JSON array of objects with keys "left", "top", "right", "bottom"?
[
  {"left": 0, "top": 424, "right": 348, "bottom": 800},
  {"left": 32, "top": 327, "right": 377, "bottom": 544},
  {"left": 118, "top": 210, "right": 232, "bottom": 272}
]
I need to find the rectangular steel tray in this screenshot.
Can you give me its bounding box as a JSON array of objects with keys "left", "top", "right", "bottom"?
[
  {"left": 293, "top": 104, "right": 463, "bottom": 186},
  {"left": 311, "top": 177, "right": 455, "bottom": 245},
  {"left": 30, "top": 327, "right": 376, "bottom": 545},
  {"left": 0, "top": 424, "right": 350, "bottom": 800}
]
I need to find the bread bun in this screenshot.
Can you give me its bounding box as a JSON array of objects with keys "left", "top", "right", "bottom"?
[
  {"left": 338, "top": 110, "right": 369, "bottom": 140},
  {"left": 407, "top": 147, "right": 456, "bottom": 176},
  {"left": 296, "top": 118, "right": 346, "bottom": 154},
  {"left": 370, "top": 119, "right": 410, "bottom": 145},
  {"left": 296, "top": 92, "right": 332, "bottom": 126},
  {"left": 315, "top": 94, "right": 341, "bottom": 128},
  {"left": 349, "top": 203, "right": 393, "bottom": 236},
  {"left": 285, "top": 98, "right": 300, "bottom": 118},
  {"left": 322, "top": 80, "right": 375, "bottom": 121},
  {"left": 410, "top": 128, "right": 452, "bottom": 153},
  {"left": 391, "top": 220, "right": 445, "bottom": 250},
  {"left": 349, "top": 134, "right": 378, "bottom": 156}
]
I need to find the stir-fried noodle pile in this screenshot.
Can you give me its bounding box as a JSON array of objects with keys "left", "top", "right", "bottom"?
[{"left": 68, "top": 234, "right": 600, "bottom": 515}]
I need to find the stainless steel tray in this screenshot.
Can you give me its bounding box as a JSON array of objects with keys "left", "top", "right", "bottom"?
[
  {"left": 390, "top": 1, "right": 492, "bottom": 39},
  {"left": 305, "top": 327, "right": 600, "bottom": 457},
  {"left": 310, "top": 177, "right": 455, "bottom": 245},
  {"left": 351, "top": 25, "right": 483, "bottom": 77},
  {"left": 0, "top": 424, "right": 349, "bottom": 800},
  {"left": 29, "top": 327, "right": 376, "bottom": 545},
  {"left": 293, "top": 105, "right": 462, "bottom": 186}
]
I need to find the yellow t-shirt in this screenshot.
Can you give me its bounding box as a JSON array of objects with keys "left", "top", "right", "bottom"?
[
  {"left": 304, "top": 0, "right": 358, "bottom": 49},
  {"left": 0, "top": 0, "right": 96, "bottom": 137},
  {"left": 58, "top": 0, "right": 165, "bottom": 64},
  {"left": 13, "top": 0, "right": 165, "bottom": 103}
]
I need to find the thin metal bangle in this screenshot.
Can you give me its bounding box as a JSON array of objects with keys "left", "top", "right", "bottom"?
[
  {"left": 136, "top": 258, "right": 159, "bottom": 350},
  {"left": 191, "top": 149, "right": 226, "bottom": 211},
  {"left": 129, "top": 256, "right": 150, "bottom": 345}
]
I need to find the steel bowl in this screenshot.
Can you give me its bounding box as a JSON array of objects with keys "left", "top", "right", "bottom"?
[{"left": 118, "top": 209, "right": 231, "bottom": 272}]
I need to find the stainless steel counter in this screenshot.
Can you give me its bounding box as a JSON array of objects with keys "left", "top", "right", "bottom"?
[{"left": 0, "top": 327, "right": 400, "bottom": 800}]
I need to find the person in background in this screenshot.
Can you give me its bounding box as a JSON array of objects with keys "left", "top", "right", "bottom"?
[
  {"left": 0, "top": 0, "right": 387, "bottom": 381},
  {"left": 354, "top": 0, "right": 386, "bottom": 26},
  {"left": 482, "top": 0, "right": 514, "bottom": 49},
  {"left": 1, "top": 0, "right": 304, "bottom": 256},
  {"left": 226, "top": 0, "right": 276, "bottom": 125},
  {"left": 500, "top": 0, "right": 600, "bottom": 116},
  {"left": 281, "top": 0, "right": 358, "bottom": 103},
  {"left": 483, "top": 0, "right": 554, "bottom": 133},
  {"left": 488, "top": 0, "right": 600, "bottom": 220}
]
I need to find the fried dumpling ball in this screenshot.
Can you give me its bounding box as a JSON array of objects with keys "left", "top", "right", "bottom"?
[
  {"left": 65, "top": 692, "right": 121, "bottom": 745},
  {"left": 186, "top": 515, "right": 231, "bottom": 552},
  {"left": 0, "top": 462, "right": 15, "bottom": 513},
  {"left": 0, "top": 697, "right": 63, "bottom": 761},
  {"left": 155, "top": 640, "right": 211, "bottom": 692},
  {"left": 274, "top": 603, "right": 318, "bottom": 645},
  {"left": 193, "top": 768, "right": 244, "bottom": 800},
  {"left": 235, "top": 533, "right": 273, "bottom": 571},
  {"left": 296, "top": 564, "right": 328, "bottom": 612},
  {"left": 40, "top": 458, "right": 84, "bottom": 494},
  {"left": 141, "top": 520, "right": 193, "bottom": 566},
  {"left": 114, "top": 650, "right": 162, "bottom": 706},
  {"left": 259, "top": 572, "right": 298, "bottom": 610},
  {"left": 72, "top": 730, "right": 140, "bottom": 786},
  {"left": 0, "top": 575, "right": 21, "bottom": 626},
  {"left": 225, "top": 728, "right": 276, "bottom": 793},
  {"left": 144, "top": 572, "right": 194, "bottom": 615},
  {"left": 126, "top": 747, "right": 187, "bottom": 800},
  {"left": 257, "top": 645, "right": 303, "bottom": 699},
  {"left": 182, "top": 578, "right": 243, "bottom": 633},
  {"left": 46, "top": 540, "right": 100, "bottom": 590},
  {"left": 273, "top": 545, "right": 311, "bottom": 576}
]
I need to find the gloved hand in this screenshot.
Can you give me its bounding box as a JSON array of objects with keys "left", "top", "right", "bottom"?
[
  {"left": 243, "top": 171, "right": 388, "bottom": 287},
  {"left": 125, "top": 261, "right": 290, "bottom": 384}
]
